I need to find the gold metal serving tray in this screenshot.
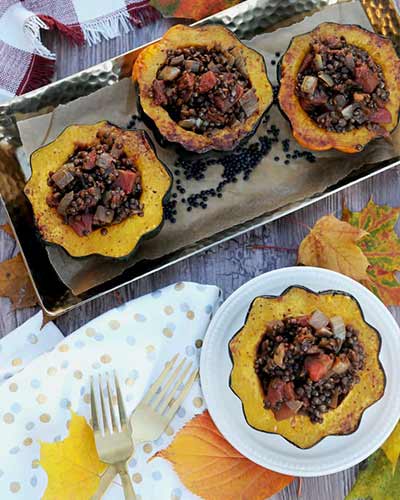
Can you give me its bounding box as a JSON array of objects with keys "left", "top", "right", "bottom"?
[{"left": 0, "top": 0, "right": 399, "bottom": 316}]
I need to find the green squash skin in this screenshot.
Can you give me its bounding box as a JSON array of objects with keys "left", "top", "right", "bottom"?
[
  {"left": 25, "top": 121, "right": 173, "bottom": 261},
  {"left": 228, "top": 285, "right": 386, "bottom": 449}
]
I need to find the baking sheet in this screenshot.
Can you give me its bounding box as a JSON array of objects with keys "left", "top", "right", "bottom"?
[{"left": 17, "top": 1, "right": 400, "bottom": 295}]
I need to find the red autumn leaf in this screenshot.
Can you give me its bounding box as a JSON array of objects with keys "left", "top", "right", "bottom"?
[
  {"left": 150, "top": 0, "right": 241, "bottom": 20},
  {"left": 151, "top": 410, "right": 294, "bottom": 499}
]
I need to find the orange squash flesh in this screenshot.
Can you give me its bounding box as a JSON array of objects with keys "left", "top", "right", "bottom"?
[
  {"left": 278, "top": 23, "right": 400, "bottom": 153},
  {"left": 229, "top": 286, "right": 385, "bottom": 449},
  {"left": 24, "top": 121, "right": 172, "bottom": 259},
  {"left": 133, "top": 24, "right": 274, "bottom": 153}
]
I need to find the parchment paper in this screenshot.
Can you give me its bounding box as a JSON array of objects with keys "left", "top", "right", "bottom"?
[{"left": 17, "top": 2, "right": 400, "bottom": 295}]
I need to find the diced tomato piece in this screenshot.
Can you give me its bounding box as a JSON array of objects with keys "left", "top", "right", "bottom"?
[
  {"left": 178, "top": 72, "right": 195, "bottom": 102},
  {"left": 355, "top": 65, "right": 379, "bottom": 93},
  {"left": 325, "top": 35, "right": 342, "bottom": 48},
  {"left": 206, "top": 108, "right": 225, "bottom": 124},
  {"left": 198, "top": 71, "right": 217, "bottom": 94},
  {"left": 69, "top": 214, "right": 93, "bottom": 237},
  {"left": 265, "top": 378, "right": 285, "bottom": 406},
  {"left": 214, "top": 84, "right": 244, "bottom": 112},
  {"left": 273, "top": 403, "right": 295, "bottom": 421},
  {"left": 152, "top": 80, "right": 168, "bottom": 106},
  {"left": 266, "top": 379, "right": 296, "bottom": 407},
  {"left": 369, "top": 107, "right": 392, "bottom": 124},
  {"left": 283, "top": 382, "right": 296, "bottom": 401},
  {"left": 82, "top": 150, "right": 96, "bottom": 171},
  {"left": 178, "top": 72, "right": 195, "bottom": 91},
  {"left": 214, "top": 96, "right": 231, "bottom": 112},
  {"left": 235, "top": 84, "right": 244, "bottom": 102},
  {"left": 299, "top": 53, "right": 313, "bottom": 74},
  {"left": 296, "top": 315, "right": 310, "bottom": 327},
  {"left": 114, "top": 170, "right": 138, "bottom": 194},
  {"left": 304, "top": 353, "right": 333, "bottom": 382}
]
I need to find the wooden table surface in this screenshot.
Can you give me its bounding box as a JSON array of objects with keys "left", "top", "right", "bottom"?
[{"left": 1, "top": 17, "right": 399, "bottom": 500}]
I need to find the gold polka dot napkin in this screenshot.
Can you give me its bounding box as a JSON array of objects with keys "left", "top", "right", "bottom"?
[
  {"left": 0, "top": 282, "right": 222, "bottom": 499},
  {"left": 0, "top": 312, "right": 63, "bottom": 386}
]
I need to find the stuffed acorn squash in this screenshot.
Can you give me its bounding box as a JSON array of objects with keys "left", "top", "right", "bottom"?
[
  {"left": 278, "top": 23, "right": 400, "bottom": 153},
  {"left": 24, "top": 121, "right": 172, "bottom": 259},
  {"left": 133, "top": 24, "right": 273, "bottom": 153},
  {"left": 229, "top": 286, "right": 385, "bottom": 449}
]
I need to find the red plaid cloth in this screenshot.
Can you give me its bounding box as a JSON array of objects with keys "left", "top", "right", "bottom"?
[{"left": 0, "top": 0, "right": 159, "bottom": 102}]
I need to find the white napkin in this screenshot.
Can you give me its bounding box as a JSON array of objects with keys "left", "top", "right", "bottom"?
[{"left": 0, "top": 282, "right": 222, "bottom": 499}]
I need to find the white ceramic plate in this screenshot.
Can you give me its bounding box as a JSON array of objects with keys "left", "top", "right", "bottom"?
[{"left": 200, "top": 267, "right": 400, "bottom": 477}]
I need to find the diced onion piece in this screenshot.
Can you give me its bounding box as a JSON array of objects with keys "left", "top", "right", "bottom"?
[
  {"left": 57, "top": 191, "right": 74, "bottom": 216},
  {"left": 301, "top": 75, "right": 318, "bottom": 94},
  {"left": 318, "top": 72, "right": 334, "bottom": 87},
  {"left": 286, "top": 400, "right": 303, "bottom": 413},
  {"left": 331, "top": 355, "right": 351, "bottom": 375},
  {"left": 330, "top": 316, "right": 346, "bottom": 341},
  {"left": 314, "top": 54, "right": 324, "bottom": 71},
  {"left": 309, "top": 309, "right": 329, "bottom": 330},
  {"left": 239, "top": 89, "right": 258, "bottom": 117},
  {"left": 158, "top": 66, "right": 181, "bottom": 81},
  {"left": 341, "top": 104, "right": 357, "bottom": 119}
]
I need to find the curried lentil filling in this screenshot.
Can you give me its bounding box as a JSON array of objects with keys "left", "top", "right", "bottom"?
[
  {"left": 254, "top": 311, "right": 365, "bottom": 424},
  {"left": 296, "top": 35, "right": 391, "bottom": 133},
  {"left": 46, "top": 129, "right": 143, "bottom": 237},
  {"left": 151, "top": 46, "right": 259, "bottom": 134}
]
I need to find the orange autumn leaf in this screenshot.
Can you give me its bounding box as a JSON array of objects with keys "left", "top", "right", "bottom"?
[
  {"left": 0, "top": 223, "right": 14, "bottom": 238},
  {"left": 150, "top": 0, "right": 241, "bottom": 20},
  {"left": 151, "top": 410, "right": 294, "bottom": 499},
  {"left": 0, "top": 253, "right": 38, "bottom": 309},
  {"left": 297, "top": 215, "right": 369, "bottom": 281},
  {"left": 362, "top": 266, "right": 400, "bottom": 307},
  {"left": 40, "top": 411, "right": 107, "bottom": 500}
]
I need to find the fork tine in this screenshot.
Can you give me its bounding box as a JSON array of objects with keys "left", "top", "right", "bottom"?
[
  {"left": 98, "top": 374, "right": 109, "bottom": 434},
  {"left": 106, "top": 372, "right": 118, "bottom": 432},
  {"left": 165, "top": 369, "right": 198, "bottom": 420},
  {"left": 151, "top": 357, "right": 186, "bottom": 408},
  {"left": 158, "top": 361, "right": 192, "bottom": 414},
  {"left": 90, "top": 376, "right": 99, "bottom": 432},
  {"left": 142, "top": 353, "right": 179, "bottom": 404},
  {"left": 114, "top": 371, "right": 127, "bottom": 426}
]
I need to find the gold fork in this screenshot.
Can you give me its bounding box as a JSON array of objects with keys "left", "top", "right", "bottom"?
[
  {"left": 94, "top": 355, "right": 198, "bottom": 498},
  {"left": 91, "top": 372, "right": 136, "bottom": 500}
]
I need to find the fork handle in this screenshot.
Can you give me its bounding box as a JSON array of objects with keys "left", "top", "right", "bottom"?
[
  {"left": 116, "top": 462, "right": 136, "bottom": 500},
  {"left": 91, "top": 465, "right": 118, "bottom": 499}
]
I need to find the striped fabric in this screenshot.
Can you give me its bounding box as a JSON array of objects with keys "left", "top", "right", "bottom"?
[{"left": 0, "top": 0, "right": 158, "bottom": 102}]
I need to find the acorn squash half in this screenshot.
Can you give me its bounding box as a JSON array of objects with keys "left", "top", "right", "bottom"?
[
  {"left": 24, "top": 121, "right": 172, "bottom": 259},
  {"left": 133, "top": 24, "right": 273, "bottom": 153},
  {"left": 278, "top": 23, "right": 400, "bottom": 153},
  {"left": 229, "top": 286, "right": 385, "bottom": 449}
]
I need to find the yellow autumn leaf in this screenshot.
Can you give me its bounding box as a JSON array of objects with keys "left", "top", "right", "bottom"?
[
  {"left": 298, "top": 215, "right": 369, "bottom": 281},
  {"left": 40, "top": 411, "right": 106, "bottom": 499},
  {"left": 382, "top": 421, "right": 400, "bottom": 474}
]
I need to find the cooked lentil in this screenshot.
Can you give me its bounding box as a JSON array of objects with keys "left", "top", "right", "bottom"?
[
  {"left": 296, "top": 35, "right": 390, "bottom": 133},
  {"left": 255, "top": 313, "right": 365, "bottom": 424},
  {"left": 163, "top": 118, "right": 316, "bottom": 222},
  {"left": 151, "top": 46, "right": 258, "bottom": 134},
  {"left": 46, "top": 128, "right": 143, "bottom": 236}
]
